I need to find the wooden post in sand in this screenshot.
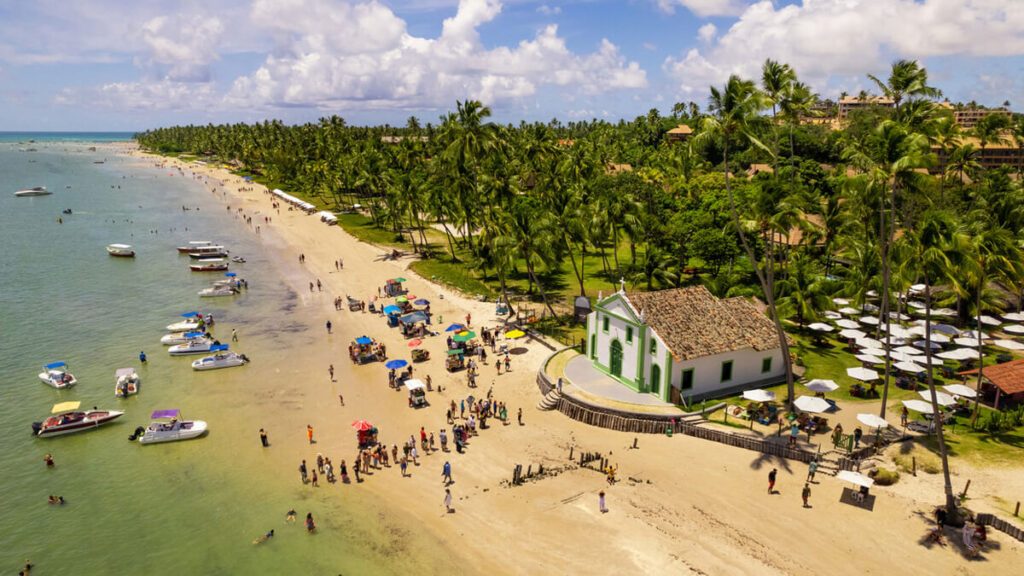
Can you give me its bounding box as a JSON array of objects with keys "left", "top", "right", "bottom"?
[
  {"left": 1014, "top": 502, "right": 1020, "bottom": 517},
  {"left": 912, "top": 456, "right": 916, "bottom": 476},
  {"left": 960, "top": 479, "right": 971, "bottom": 498},
  {"left": 569, "top": 446, "right": 574, "bottom": 461}
]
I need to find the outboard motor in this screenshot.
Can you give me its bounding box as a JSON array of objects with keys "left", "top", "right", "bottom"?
[
  {"left": 128, "top": 426, "right": 145, "bottom": 441},
  {"left": 31, "top": 422, "right": 42, "bottom": 435}
]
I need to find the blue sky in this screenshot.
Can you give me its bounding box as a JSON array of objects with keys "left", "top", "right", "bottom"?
[{"left": 0, "top": 0, "right": 1022, "bottom": 131}]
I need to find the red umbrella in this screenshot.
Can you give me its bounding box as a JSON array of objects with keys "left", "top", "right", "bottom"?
[
  {"left": 351, "top": 420, "right": 374, "bottom": 431},
  {"left": 408, "top": 338, "right": 423, "bottom": 348}
]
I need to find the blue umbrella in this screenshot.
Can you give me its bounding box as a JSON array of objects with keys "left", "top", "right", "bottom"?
[
  {"left": 385, "top": 359, "right": 408, "bottom": 370},
  {"left": 355, "top": 336, "right": 372, "bottom": 345},
  {"left": 414, "top": 299, "right": 430, "bottom": 306},
  {"left": 445, "top": 323, "right": 465, "bottom": 332},
  {"left": 225, "top": 272, "right": 237, "bottom": 277},
  {"left": 181, "top": 311, "right": 199, "bottom": 318},
  {"left": 383, "top": 305, "right": 402, "bottom": 315}
]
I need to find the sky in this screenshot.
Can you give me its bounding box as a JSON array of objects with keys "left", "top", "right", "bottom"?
[{"left": 1, "top": 0, "right": 1023, "bottom": 131}]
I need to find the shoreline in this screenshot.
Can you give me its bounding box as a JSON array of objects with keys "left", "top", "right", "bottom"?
[{"left": 103, "top": 140, "right": 1024, "bottom": 575}]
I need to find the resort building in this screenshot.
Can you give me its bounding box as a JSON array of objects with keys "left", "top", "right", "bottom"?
[
  {"left": 934, "top": 136, "right": 1024, "bottom": 172},
  {"left": 665, "top": 124, "right": 693, "bottom": 142},
  {"left": 954, "top": 107, "right": 1012, "bottom": 129},
  {"left": 963, "top": 359, "right": 1024, "bottom": 409},
  {"left": 585, "top": 286, "right": 786, "bottom": 405},
  {"left": 838, "top": 95, "right": 894, "bottom": 119}
]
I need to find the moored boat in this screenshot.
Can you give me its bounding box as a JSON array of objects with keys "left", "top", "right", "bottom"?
[
  {"left": 198, "top": 284, "right": 237, "bottom": 297},
  {"left": 114, "top": 367, "right": 140, "bottom": 398},
  {"left": 38, "top": 361, "right": 77, "bottom": 389},
  {"left": 15, "top": 186, "right": 51, "bottom": 197},
  {"left": 106, "top": 243, "right": 135, "bottom": 257},
  {"left": 176, "top": 241, "right": 212, "bottom": 253},
  {"left": 32, "top": 402, "right": 123, "bottom": 438},
  {"left": 191, "top": 346, "right": 249, "bottom": 370},
  {"left": 188, "top": 247, "right": 228, "bottom": 259},
  {"left": 133, "top": 409, "right": 207, "bottom": 444},
  {"left": 166, "top": 311, "right": 205, "bottom": 332},
  {"left": 168, "top": 337, "right": 220, "bottom": 356},
  {"left": 189, "top": 258, "right": 229, "bottom": 272},
  {"left": 161, "top": 330, "right": 207, "bottom": 345}
]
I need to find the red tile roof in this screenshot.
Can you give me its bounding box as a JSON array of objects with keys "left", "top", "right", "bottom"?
[{"left": 961, "top": 359, "right": 1024, "bottom": 395}]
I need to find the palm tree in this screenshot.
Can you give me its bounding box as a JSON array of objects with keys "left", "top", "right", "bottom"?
[
  {"left": 437, "top": 100, "right": 499, "bottom": 253},
  {"left": 499, "top": 196, "right": 560, "bottom": 319},
  {"left": 697, "top": 75, "right": 796, "bottom": 408},
  {"left": 775, "top": 255, "right": 832, "bottom": 329},
  {"left": 973, "top": 112, "right": 1011, "bottom": 156},
  {"left": 868, "top": 59, "right": 942, "bottom": 112},
  {"left": 912, "top": 210, "right": 966, "bottom": 523}
]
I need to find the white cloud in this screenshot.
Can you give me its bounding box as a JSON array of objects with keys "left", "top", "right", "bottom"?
[
  {"left": 697, "top": 23, "right": 716, "bottom": 44},
  {"left": 57, "top": 81, "right": 218, "bottom": 111},
  {"left": 227, "top": 0, "right": 646, "bottom": 110},
  {"left": 664, "top": 0, "right": 1024, "bottom": 97},
  {"left": 656, "top": 0, "right": 748, "bottom": 17},
  {"left": 537, "top": 4, "right": 561, "bottom": 15},
  {"left": 139, "top": 14, "right": 224, "bottom": 82}
]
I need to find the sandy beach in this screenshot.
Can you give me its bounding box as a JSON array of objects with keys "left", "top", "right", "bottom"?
[{"left": 109, "top": 141, "right": 1024, "bottom": 575}]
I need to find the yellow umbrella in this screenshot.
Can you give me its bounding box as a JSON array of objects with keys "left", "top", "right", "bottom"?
[{"left": 505, "top": 330, "right": 525, "bottom": 339}]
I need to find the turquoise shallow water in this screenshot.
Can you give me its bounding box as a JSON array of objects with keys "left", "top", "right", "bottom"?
[{"left": 0, "top": 142, "right": 431, "bottom": 575}]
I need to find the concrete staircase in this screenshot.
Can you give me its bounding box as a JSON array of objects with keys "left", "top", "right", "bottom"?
[{"left": 537, "top": 389, "right": 562, "bottom": 411}]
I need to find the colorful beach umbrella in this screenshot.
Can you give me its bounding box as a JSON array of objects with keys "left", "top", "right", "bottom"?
[
  {"left": 453, "top": 332, "right": 475, "bottom": 342},
  {"left": 505, "top": 330, "right": 526, "bottom": 339},
  {"left": 396, "top": 296, "right": 408, "bottom": 303},
  {"left": 391, "top": 277, "right": 407, "bottom": 283},
  {"left": 408, "top": 339, "right": 423, "bottom": 348},
  {"left": 355, "top": 336, "right": 372, "bottom": 345},
  {"left": 351, "top": 420, "right": 374, "bottom": 431},
  {"left": 414, "top": 299, "right": 430, "bottom": 306},
  {"left": 383, "top": 305, "right": 401, "bottom": 314},
  {"left": 445, "top": 323, "right": 465, "bottom": 332},
  {"left": 385, "top": 359, "right": 408, "bottom": 370}
]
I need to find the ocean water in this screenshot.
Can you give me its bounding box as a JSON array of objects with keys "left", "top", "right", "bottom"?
[{"left": 0, "top": 141, "right": 428, "bottom": 574}]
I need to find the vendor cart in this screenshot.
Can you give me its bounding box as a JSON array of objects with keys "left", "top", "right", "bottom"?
[
  {"left": 445, "top": 348, "right": 466, "bottom": 372},
  {"left": 347, "top": 296, "right": 362, "bottom": 311},
  {"left": 404, "top": 379, "right": 428, "bottom": 408},
  {"left": 352, "top": 420, "right": 379, "bottom": 449},
  {"left": 411, "top": 348, "right": 430, "bottom": 363}
]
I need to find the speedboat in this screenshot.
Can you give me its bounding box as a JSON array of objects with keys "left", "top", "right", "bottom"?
[
  {"left": 106, "top": 243, "right": 135, "bottom": 257},
  {"left": 191, "top": 347, "right": 249, "bottom": 370},
  {"left": 176, "top": 241, "right": 212, "bottom": 253},
  {"left": 15, "top": 186, "right": 51, "bottom": 197},
  {"left": 168, "top": 338, "right": 219, "bottom": 356},
  {"left": 198, "top": 284, "right": 237, "bottom": 297},
  {"left": 32, "top": 402, "right": 123, "bottom": 438},
  {"left": 166, "top": 312, "right": 205, "bottom": 332},
  {"left": 189, "top": 258, "right": 228, "bottom": 272},
  {"left": 114, "top": 367, "right": 140, "bottom": 398},
  {"left": 39, "top": 361, "right": 77, "bottom": 389},
  {"left": 161, "top": 330, "right": 207, "bottom": 345},
  {"left": 231, "top": 256, "right": 246, "bottom": 263},
  {"left": 132, "top": 409, "right": 207, "bottom": 444}
]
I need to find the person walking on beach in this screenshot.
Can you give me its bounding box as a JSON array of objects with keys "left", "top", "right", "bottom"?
[
  {"left": 231, "top": 329, "right": 238, "bottom": 342},
  {"left": 465, "top": 313, "right": 471, "bottom": 327},
  {"left": 444, "top": 488, "right": 453, "bottom": 513},
  {"left": 801, "top": 483, "right": 811, "bottom": 508},
  {"left": 316, "top": 279, "right": 322, "bottom": 292},
  {"left": 307, "top": 425, "right": 315, "bottom": 444},
  {"left": 400, "top": 457, "right": 408, "bottom": 477},
  {"left": 328, "top": 364, "right": 335, "bottom": 380},
  {"left": 768, "top": 468, "right": 778, "bottom": 494},
  {"left": 807, "top": 459, "right": 818, "bottom": 482},
  {"left": 517, "top": 407, "right": 523, "bottom": 426},
  {"left": 311, "top": 469, "right": 319, "bottom": 487},
  {"left": 460, "top": 400, "right": 465, "bottom": 419},
  {"left": 504, "top": 356, "right": 511, "bottom": 372},
  {"left": 900, "top": 406, "right": 909, "bottom": 427},
  {"left": 299, "top": 460, "right": 308, "bottom": 484},
  {"left": 259, "top": 428, "right": 269, "bottom": 447},
  {"left": 440, "top": 429, "right": 448, "bottom": 452},
  {"left": 442, "top": 461, "right": 452, "bottom": 485},
  {"left": 598, "top": 491, "right": 608, "bottom": 513},
  {"left": 854, "top": 426, "right": 863, "bottom": 449},
  {"left": 326, "top": 320, "right": 332, "bottom": 334}
]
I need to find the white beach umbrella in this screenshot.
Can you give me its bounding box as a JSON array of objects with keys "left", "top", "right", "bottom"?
[
  {"left": 943, "top": 384, "right": 978, "bottom": 399},
  {"left": 932, "top": 324, "right": 961, "bottom": 336},
  {"left": 857, "top": 413, "right": 889, "bottom": 429},
  {"left": 835, "top": 319, "right": 861, "bottom": 330},
  {"left": 1003, "top": 324, "right": 1024, "bottom": 335},
  {"left": 918, "top": 390, "right": 956, "bottom": 407},
  {"left": 859, "top": 316, "right": 880, "bottom": 326},
  {"left": 805, "top": 379, "right": 839, "bottom": 393},
  {"left": 855, "top": 337, "right": 884, "bottom": 349},
  {"left": 953, "top": 337, "right": 985, "bottom": 348},
  {"left": 840, "top": 328, "right": 867, "bottom": 340},
  {"left": 885, "top": 324, "right": 915, "bottom": 339},
  {"left": 936, "top": 348, "right": 982, "bottom": 361},
  {"left": 837, "top": 470, "right": 875, "bottom": 488},
  {"left": 832, "top": 297, "right": 850, "bottom": 306},
  {"left": 894, "top": 360, "right": 924, "bottom": 373},
  {"left": 742, "top": 389, "right": 776, "bottom": 402},
  {"left": 909, "top": 284, "right": 926, "bottom": 294},
  {"left": 859, "top": 347, "right": 887, "bottom": 357},
  {"left": 1001, "top": 312, "right": 1024, "bottom": 322},
  {"left": 808, "top": 322, "right": 834, "bottom": 332},
  {"left": 907, "top": 300, "right": 926, "bottom": 309},
  {"left": 902, "top": 399, "right": 935, "bottom": 414},
  {"left": 960, "top": 330, "right": 990, "bottom": 341},
  {"left": 928, "top": 308, "right": 956, "bottom": 317},
  {"left": 793, "top": 395, "right": 831, "bottom": 414},
  {"left": 912, "top": 340, "right": 944, "bottom": 350},
  {"left": 866, "top": 291, "right": 879, "bottom": 300},
  {"left": 892, "top": 345, "right": 923, "bottom": 356},
  {"left": 847, "top": 367, "right": 880, "bottom": 381},
  {"left": 888, "top": 312, "right": 911, "bottom": 321},
  {"left": 838, "top": 307, "right": 860, "bottom": 316},
  {"left": 922, "top": 332, "right": 950, "bottom": 344},
  {"left": 994, "top": 339, "right": 1024, "bottom": 351},
  {"left": 978, "top": 315, "right": 1001, "bottom": 326},
  {"left": 855, "top": 354, "right": 885, "bottom": 365},
  {"left": 888, "top": 350, "right": 923, "bottom": 363},
  {"left": 823, "top": 311, "right": 842, "bottom": 320}
]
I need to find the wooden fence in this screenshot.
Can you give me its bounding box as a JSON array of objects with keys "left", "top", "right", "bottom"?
[{"left": 976, "top": 513, "right": 1024, "bottom": 542}]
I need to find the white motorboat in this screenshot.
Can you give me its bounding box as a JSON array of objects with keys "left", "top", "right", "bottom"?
[
  {"left": 189, "top": 258, "right": 229, "bottom": 272},
  {"left": 15, "top": 186, "right": 51, "bottom": 197},
  {"left": 191, "top": 347, "right": 249, "bottom": 370},
  {"left": 166, "top": 312, "right": 205, "bottom": 332},
  {"left": 38, "top": 361, "right": 77, "bottom": 389},
  {"left": 160, "top": 331, "right": 207, "bottom": 346},
  {"left": 33, "top": 402, "right": 123, "bottom": 438},
  {"left": 176, "top": 240, "right": 212, "bottom": 253},
  {"left": 132, "top": 409, "right": 207, "bottom": 444},
  {"left": 198, "top": 284, "right": 237, "bottom": 297},
  {"left": 188, "top": 247, "right": 228, "bottom": 259},
  {"left": 106, "top": 243, "right": 136, "bottom": 257},
  {"left": 114, "top": 367, "right": 140, "bottom": 398},
  {"left": 168, "top": 338, "right": 220, "bottom": 356}
]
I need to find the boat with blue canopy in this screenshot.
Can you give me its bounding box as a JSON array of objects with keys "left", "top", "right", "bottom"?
[
  {"left": 38, "top": 361, "right": 76, "bottom": 389},
  {"left": 133, "top": 409, "right": 207, "bottom": 444},
  {"left": 191, "top": 345, "right": 249, "bottom": 371},
  {"left": 161, "top": 330, "right": 208, "bottom": 346}
]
